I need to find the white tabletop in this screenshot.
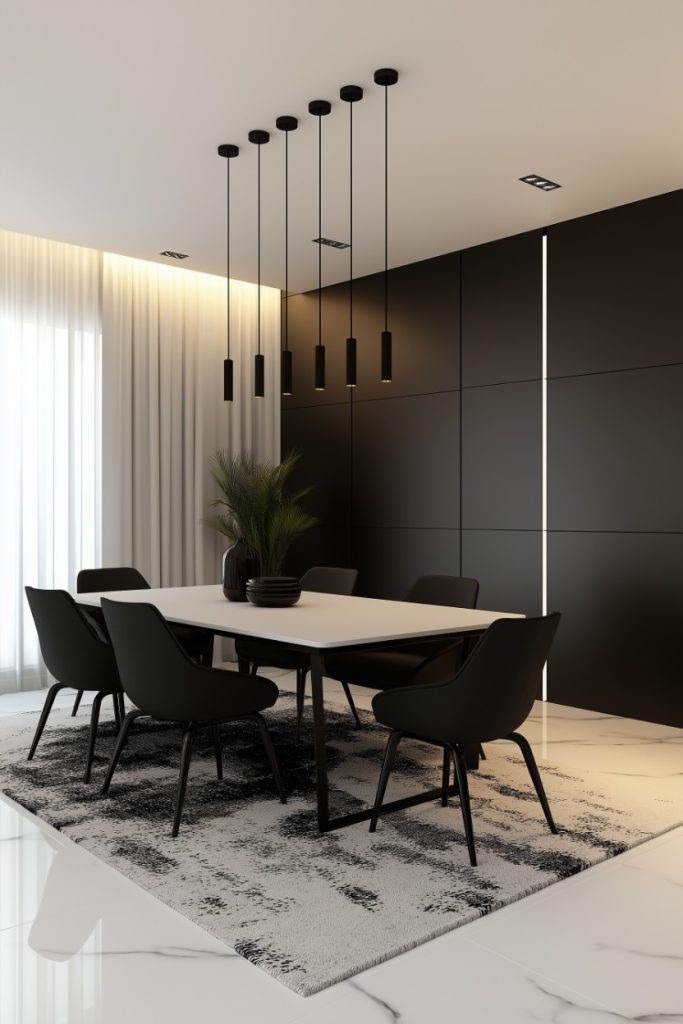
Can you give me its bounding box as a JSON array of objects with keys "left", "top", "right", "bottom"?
[{"left": 77, "top": 584, "right": 523, "bottom": 650}]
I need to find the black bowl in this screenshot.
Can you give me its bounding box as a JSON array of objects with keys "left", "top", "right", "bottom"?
[
  {"left": 247, "top": 576, "right": 300, "bottom": 587},
  {"left": 246, "top": 592, "right": 301, "bottom": 608}
]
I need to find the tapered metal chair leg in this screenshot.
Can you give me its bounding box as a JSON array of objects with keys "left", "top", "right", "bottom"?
[
  {"left": 238, "top": 659, "right": 250, "bottom": 675},
  {"left": 117, "top": 692, "right": 126, "bottom": 721},
  {"left": 101, "top": 709, "right": 143, "bottom": 794},
  {"left": 250, "top": 713, "right": 287, "bottom": 804},
  {"left": 508, "top": 731, "right": 557, "bottom": 834},
  {"left": 28, "top": 683, "right": 65, "bottom": 760},
  {"left": 172, "top": 726, "right": 195, "bottom": 837},
  {"left": 369, "top": 730, "right": 403, "bottom": 833},
  {"left": 112, "top": 692, "right": 122, "bottom": 729},
  {"left": 441, "top": 747, "right": 450, "bottom": 806},
  {"left": 478, "top": 744, "right": 486, "bottom": 761},
  {"left": 84, "top": 692, "right": 105, "bottom": 783},
  {"left": 250, "top": 663, "right": 258, "bottom": 677},
  {"left": 71, "top": 690, "right": 83, "bottom": 717},
  {"left": 450, "top": 744, "right": 477, "bottom": 867},
  {"left": 212, "top": 725, "right": 223, "bottom": 780},
  {"left": 295, "top": 668, "right": 306, "bottom": 739},
  {"left": 340, "top": 680, "right": 362, "bottom": 729}
]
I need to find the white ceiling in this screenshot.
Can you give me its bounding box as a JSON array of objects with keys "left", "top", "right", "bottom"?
[{"left": 2, "top": 0, "right": 683, "bottom": 293}]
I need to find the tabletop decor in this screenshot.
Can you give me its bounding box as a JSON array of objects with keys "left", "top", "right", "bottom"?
[
  {"left": 246, "top": 575, "right": 301, "bottom": 607},
  {"left": 206, "top": 450, "right": 317, "bottom": 599}
]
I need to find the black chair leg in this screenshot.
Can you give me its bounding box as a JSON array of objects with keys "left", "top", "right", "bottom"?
[
  {"left": 28, "top": 683, "right": 66, "bottom": 760},
  {"left": 340, "top": 680, "right": 362, "bottom": 729},
  {"left": 369, "top": 730, "right": 403, "bottom": 833},
  {"left": 250, "top": 663, "right": 258, "bottom": 677},
  {"left": 84, "top": 692, "right": 105, "bottom": 784},
  {"left": 172, "top": 725, "right": 195, "bottom": 837},
  {"left": 249, "top": 713, "right": 287, "bottom": 804},
  {"left": 112, "top": 693, "right": 122, "bottom": 729},
  {"left": 117, "top": 692, "right": 126, "bottom": 721},
  {"left": 212, "top": 725, "right": 223, "bottom": 780},
  {"left": 295, "top": 668, "right": 306, "bottom": 740},
  {"left": 71, "top": 690, "right": 83, "bottom": 717},
  {"left": 238, "top": 658, "right": 250, "bottom": 675},
  {"left": 508, "top": 731, "right": 557, "bottom": 834},
  {"left": 441, "top": 747, "right": 450, "bottom": 806},
  {"left": 101, "top": 709, "right": 143, "bottom": 794},
  {"left": 478, "top": 744, "right": 486, "bottom": 761},
  {"left": 450, "top": 744, "right": 477, "bottom": 867}
]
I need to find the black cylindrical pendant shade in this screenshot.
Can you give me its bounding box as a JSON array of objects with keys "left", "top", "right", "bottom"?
[
  {"left": 346, "top": 337, "right": 357, "bottom": 387},
  {"left": 282, "top": 349, "right": 293, "bottom": 396},
  {"left": 381, "top": 330, "right": 392, "bottom": 382},
  {"left": 223, "top": 358, "right": 233, "bottom": 402},
  {"left": 315, "top": 345, "right": 326, "bottom": 391},
  {"left": 254, "top": 353, "right": 265, "bottom": 398}
]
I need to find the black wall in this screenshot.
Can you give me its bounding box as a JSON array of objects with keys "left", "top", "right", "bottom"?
[{"left": 282, "top": 189, "right": 683, "bottom": 728}]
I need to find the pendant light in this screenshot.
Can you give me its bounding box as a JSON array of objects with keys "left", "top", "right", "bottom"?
[
  {"left": 340, "top": 85, "right": 363, "bottom": 387},
  {"left": 374, "top": 68, "right": 398, "bottom": 383},
  {"left": 308, "top": 99, "right": 331, "bottom": 391},
  {"left": 276, "top": 115, "right": 298, "bottom": 396},
  {"left": 217, "top": 143, "right": 239, "bottom": 401},
  {"left": 249, "top": 129, "right": 270, "bottom": 398}
]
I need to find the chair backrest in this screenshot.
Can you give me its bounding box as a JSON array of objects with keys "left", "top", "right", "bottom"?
[
  {"left": 406, "top": 574, "right": 479, "bottom": 610},
  {"left": 301, "top": 566, "right": 358, "bottom": 596},
  {"left": 24, "top": 587, "right": 119, "bottom": 693},
  {"left": 444, "top": 613, "right": 561, "bottom": 742},
  {"left": 77, "top": 567, "right": 150, "bottom": 594}
]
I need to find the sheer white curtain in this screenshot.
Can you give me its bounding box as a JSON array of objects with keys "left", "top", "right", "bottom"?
[
  {"left": 0, "top": 230, "right": 102, "bottom": 693},
  {"left": 101, "top": 253, "right": 280, "bottom": 589}
]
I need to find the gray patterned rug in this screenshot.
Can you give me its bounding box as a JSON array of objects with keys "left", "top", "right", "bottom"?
[{"left": 0, "top": 693, "right": 680, "bottom": 995}]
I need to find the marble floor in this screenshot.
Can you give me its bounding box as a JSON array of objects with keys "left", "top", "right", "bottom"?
[{"left": 0, "top": 676, "right": 681, "bottom": 1024}]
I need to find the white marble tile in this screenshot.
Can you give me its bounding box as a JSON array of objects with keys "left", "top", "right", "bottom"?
[{"left": 462, "top": 826, "right": 683, "bottom": 1019}]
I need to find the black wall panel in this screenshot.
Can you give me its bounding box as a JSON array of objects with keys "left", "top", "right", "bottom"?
[
  {"left": 353, "top": 392, "right": 459, "bottom": 530},
  {"left": 461, "top": 380, "right": 542, "bottom": 530},
  {"left": 462, "top": 231, "right": 542, "bottom": 387},
  {"left": 281, "top": 404, "right": 351, "bottom": 528},
  {"left": 353, "top": 528, "right": 460, "bottom": 600},
  {"left": 461, "top": 530, "right": 542, "bottom": 617},
  {"left": 548, "top": 365, "right": 683, "bottom": 533},
  {"left": 548, "top": 189, "right": 683, "bottom": 378},
  {"left": 548, "top": 531, "right": 683, "bottom": 727}
]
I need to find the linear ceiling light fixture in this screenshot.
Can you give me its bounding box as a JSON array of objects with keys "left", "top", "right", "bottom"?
[
  {"left": 276, "top": 115, "right": 298, "bottom": 397},
  {"left": 374, "top": 67, "right": 398, "bottom": 383},
  {"left": 313, "top": 236, "right": 349, "bottom": 249},
  {"left": 520, "top": 174, "right": 561, "bottom": 191},
  {"left": 309, "top": 98, "right": 332, "bottom": 391},
  {"left": 340, "top": 84, "right": 363, "bottom": 388},
  {"left": 249, "top": 129, "right": 270, "bottom": 398},
  {"left": 217, "top": 143, "right": 239, "bottom": 401},
  {"left": 159, "top": 250, "right": 189, "bottom": 259}
]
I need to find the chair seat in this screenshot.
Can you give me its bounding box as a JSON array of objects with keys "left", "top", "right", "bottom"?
[{"left": 324, "top": 649, "right": 427, "bottom": 690}]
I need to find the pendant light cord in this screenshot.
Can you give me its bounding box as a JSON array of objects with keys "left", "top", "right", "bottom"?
[
  {"left": 384, "top": 83, "right": 389, "bottom": 332},
  {"left": 285, "top": 130, "right": 289, "bottom": 352},
  {"left": 349, "top": 100, "right": 353, "bottom": 337},
  {"left": 226, "top": 156, "right": 231, "bottom": 358},
  {"left": 257, "top": 141, "right": 261, "bottom": 356},
  {"left": 318, "top": 113, "right": 322, "bottom": 350}
]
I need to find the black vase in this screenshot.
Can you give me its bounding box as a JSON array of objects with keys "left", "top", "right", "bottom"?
[{"left": 223, "top": 539, "right": 261, "bottom": 602}]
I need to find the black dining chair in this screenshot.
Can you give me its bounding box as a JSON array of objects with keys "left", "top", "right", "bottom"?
[
  {"left": 100, "top": 597, "right": 287, "bottom": 837},
  {"left": 24, "top": 587, "right": 125, "bottom": 783},
  {"left": 369, "top": 612, "right": 561, "bottom": 867},
  {"left": 236, "top": 566, "right": 359, "bottom": 737},
  {"left": 71, "top": 566, "right": 214, "bottom": 716},
  {"left": 324, "top": 574, "right": 480, "bottom": 727}
]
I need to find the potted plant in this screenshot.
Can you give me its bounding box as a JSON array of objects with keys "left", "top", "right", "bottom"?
[{"left": 205, "top": 450, "right": 317, "bottom": 600}]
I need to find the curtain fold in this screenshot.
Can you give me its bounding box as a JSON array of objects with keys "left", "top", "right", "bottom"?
[
  {"left": 0, "top": 230, "right": 102, "bottom": 693},
  {"left": 101, "top": 253, "right": 280, "bottom": 589}
]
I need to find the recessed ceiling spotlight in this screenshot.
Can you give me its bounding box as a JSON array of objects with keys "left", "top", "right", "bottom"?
[
  {"left": 519, "top": 174, "right": 561, "bottom": 191},
  {"left": 159, "top": 250, "right": 189, "bottom": 259},
  {"left": 313, "top": 236, "right": 350, "bottom": 249}
]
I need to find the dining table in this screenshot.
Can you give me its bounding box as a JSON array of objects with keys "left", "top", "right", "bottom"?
[{"left": 77, "top": 584, "right": 522, "bottom": 833}]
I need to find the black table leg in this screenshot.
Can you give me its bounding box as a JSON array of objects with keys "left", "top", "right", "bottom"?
[{"left": 309, "top": 651, "right": 330, "bottom": 831}]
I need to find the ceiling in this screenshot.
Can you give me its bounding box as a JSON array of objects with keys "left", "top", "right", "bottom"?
[{"left": 2, "top": 0, "right": 683, "bottom": 293}]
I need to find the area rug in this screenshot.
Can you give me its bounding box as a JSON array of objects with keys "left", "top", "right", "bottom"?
[{"left": 0, "top": 693, "right": 680, "bottom": 995}]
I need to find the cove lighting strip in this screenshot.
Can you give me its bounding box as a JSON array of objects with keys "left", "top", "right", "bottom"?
[{"left": 542, "top": 231, "right": 548, "bottom": 700}]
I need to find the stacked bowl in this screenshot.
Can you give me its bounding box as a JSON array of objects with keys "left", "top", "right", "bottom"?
[{"left": 245, "top": 576, "right": 302, "bottom": 608}]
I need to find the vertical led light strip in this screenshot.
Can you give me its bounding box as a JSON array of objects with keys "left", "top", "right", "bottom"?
[{"left": 542, "top": 230, "right": 548, "bottom": 701}]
